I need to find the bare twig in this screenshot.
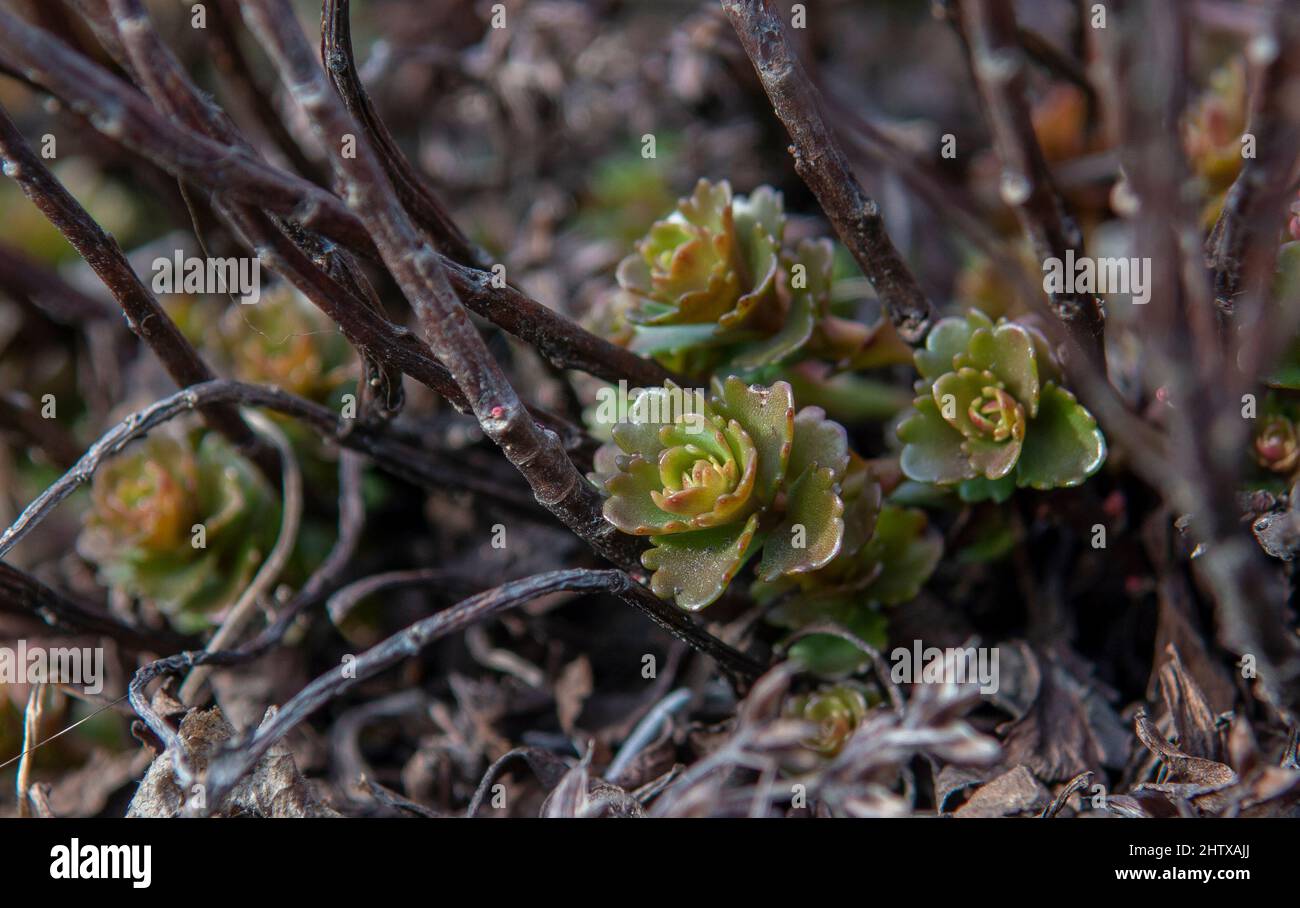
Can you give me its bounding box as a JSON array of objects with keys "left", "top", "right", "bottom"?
[
  {"left": 325, "top": 567, "right": 448, "bottom": 628},
  {"left": 238, "top": 0, "right": 643, "bottom": 573},
  {"left": 956, "top": 0, "right": 1106, "bottom": 367},
  {"left": 720, "top": 0, "right": 934, "bottom": 342},
  {"left": 0, "top": 379, "right": 546, "bottom": 562},
  {"left": 208, "top": 0, "right": 329, "bottom": 185},
  {"left": 95, "top": 0, "right": 447, "bottom": 419},
  {"left": 1209, "top": 7, "right": 1300, "bottom": 367},
  {"left": 2, "top": 4, "right": 671, "bottom": 389},
  {"left": 1104, "top": 0, "right": 1300, "bottom": 704},
  {"left": 0, "top": 4, "right": 378, "bottom": 255},
  {"left": 1017, "top": 26, "right": 1094, "bottom": 104},
  {"left": 128, "top": 568, "right": 761, "bottom": 813},
  {"left": 0, "top": 103, "right": 274, "bottom": 473},
  {"left": 0, "top": 241, "right": 115, "bottom": 324},
  {"left": 179, "top": 411, "right": 303, "bottom": 705},
  {"left": 0, "top": 561, "right": 192, "bottom": 651},
  {"left": 321, "top": 0, "right": 485, "bottom": 268}
]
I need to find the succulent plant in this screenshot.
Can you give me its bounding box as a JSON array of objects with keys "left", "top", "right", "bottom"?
[
  {"left": 1249, "top": 392, "right": 1300, "bottom": 483},
  {"left": 216, "top": 284, "right": 359, "bottom": 497},
  {"left": 758, "top": 458, "right": 943, "bottom": 677},
  {"left": 783, "top": 682, "right": 871, "bottom": 758},
  {"left": 897, "top": 309, "right": 1105, "bottom": 501},
  {"left": 615, "top": 178, "right": 804, "bottom": 371},
  {"left": 1254, "top": 414, "right": 1299, "bottom": 475},
  {"left": 218, "top": 284, "right": 354, "bottom": 407},
  {"left": 591, "top": 376, "right": 852, "bottom": 610},
  {"left": 77, "top": 431, "right": 279, "bottom": 633}
]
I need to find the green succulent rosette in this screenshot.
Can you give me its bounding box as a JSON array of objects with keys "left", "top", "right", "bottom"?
[
  {"left": 219, "top": 284, "right": 354, "bottom": 408},
  {"left": 591, "top": 376, "right": 850, "bottom": 610},
  {"left": 783, "top": 682, "right": 871, "bottom": 758},
  {"left": 1248, "top": 392, "right": 1300, "bottom": 487},
  {"left": 897, "top": 309, "right": 1105, "bottom": 501},
  {"left": 218, "top": 284, "right": 358, "bottom": 498},
  {"left": 1254, "top": 414, "right": 1299, "bottom": 476},
  {"left": 77, "top": 431, "right": 279, "bottom": 633},
  {"left": 616, "top": 179, "right": 794, "bottom": 371}
]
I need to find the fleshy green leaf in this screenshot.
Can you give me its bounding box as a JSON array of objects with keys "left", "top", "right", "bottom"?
[
  {"left": 1014, "top": 382, "right": 1106, "bottom": 488},
  {"left": 860, "top": 505, "right": 943, "bottom": 605},
  {"left": 757, "top": 464, "right": 845, "bottom": 581},
  {"left": 957, "top": 474, "right": 1017, "bottom": 503},
  {"left": 788, "top": 609, "right": 888, "bottom": 678},
  {"left": 913, "top": 310, "right": 992, "bottom": 386},
  {"left": 642, "top": 513, "right": 761, "bottom": 610},
  {"left": 608, "top": 384, "right": 682, "bottom": 457},
  {"left": 898, "top": 396, "right": 977, "bottom": 484},
  {"left": 733, "top": 184, "right": 784, "bottom": 245},
  {"left": 728, "top": 279, "right": 816, "bottom": 368},
  {"left": 839, "top": 460, "right": 883, "bottom": 557},
  {"left": 958, "top": 323, "right": 1041, "bottom": 415},
  {"left": 786, "top": 406, "right": 849, "bottom": 483},
  {"left": 628, "top": 323, "right": 722, "bottom": 355},
  {"left": 588, "top": 442, "right": 621, "bottom": 492},
  {"left": 710, "top": 375, "right": 794, "bottom": 502},
  {"left": 963, "top": 432, "right": 1023, "bottom": 481},
  {"left": 602, "top": 455, "right": 693, "bottom": 534}
]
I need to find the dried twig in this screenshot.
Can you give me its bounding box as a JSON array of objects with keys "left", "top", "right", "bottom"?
[
  {"left": 208, "top": 0, "right": 329, "bottom": 185},
  {"left": 321, "top": 0, "right": 484, "bottom": 268},
  {"left": 0, "top": 379, "right": 545, "bottom": 562},
  {"left": 178, "top": 411, "right": 303, "bottom": 705},
  {"left": 1107, "top": 1, "right": 1300, "bottom": 701},
  {"left": 1209, "top": 7, "right": 1300, "bottom": 369},
  {"left": 0, "top": 4, "right": 377, "bottom": 254},
  {"left": 2, "top": 4, "right": 670, "bottom": 389},
  {"left": 0, "top": 241, "right": 115, "bottom": 324},
  {"left": 0, "top": 561, "right": 192, "bottom": 652},
  {"left": 719, "top": 0, "right": 934, "bottom": 343},
  {"left": 128, "top": 568, "right": 761, "bottom": 813},
  {"left": 238, "top": 0, "right": 643, "bottom": 573},
  {"left": 0, "top": 103, "right": 273, "bottom": 473},
  {"left": 16, "top": 683, "right": 45, "bottom": 818},
  {"left": 325, "top": 567, "right": 448, "bottom": 628},
  {"left": 956, "top": 0, "right": 1106, "bottom": 367}
]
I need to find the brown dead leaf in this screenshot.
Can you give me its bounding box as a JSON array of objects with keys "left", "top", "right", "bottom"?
[
  {"left": 953, "top": 764, "right": 1049, "bottom": 817},
  {"left": 1134, "top": 710, "right": 1236, "bottom": 787},
  {"left": 1157, "top": 644, "right": 1221, "bottom": 761},
  {"left": 127, "top": 706, "right": 338, "bottom": 817},
  {"left": 997, "top": 645, "right": 1126, "bottom": 783}
]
